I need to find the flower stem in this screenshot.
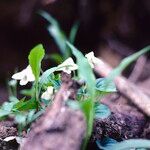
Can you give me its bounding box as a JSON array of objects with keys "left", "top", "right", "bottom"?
[{"left": 35, "top": 81, "right": 39, "bottom": 110}]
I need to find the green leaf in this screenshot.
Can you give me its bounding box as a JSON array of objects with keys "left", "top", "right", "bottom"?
[
  {"left": 39, "top": 67, "right": 58, "bottom": 88},
  {"left": 80, "top": 99, "right": 94, "bottom": 137},
  {"left": 69, "top": 22, "right": 79, "bottom": 44},
  {"left": 47, "top": 74, "right": 61, "bottom": 89},
  {"left": 27, "top": 109, "right": 44, "bottom": 123},
  {"left": 39, "top": 10, "right": 70, "bottom": 59},
  {"left": 96, "top": 138, "right": 118, "bottom": 150},
  {"left": 80, "top": 99, "right": 94, "bottom": 149},
  {"left": 20, "top": 88, "right": 35, "bottom": 97},
  {"left": 45, "top": 53, "right": 63, "bottom": 64},
  {"left": 94, "top": 103, "right": 111, "bottom": 119},
  {"left": 15, "top": 113, "right": 27, "bottom": 125},
  {"left": 28, "top": 44, "right": 45, "bottom": 81},
  {"left": 9, "top": 96, "right": 19, "bottom": 102},
  {"left": 26, "top": 110, "right": 36, "bottom": 124},
  {"left": 108, "top": 45, "right": 150, "bottom": 80},
  {"left": 66, "top": 42, "right": 96, "bottom": 98},
  {"left": 102, "top": 46, "right": 150, "bottom": 95},
  {"left": 96, "top": 78, "right": 117, "bottom": 92},
  {"left": 109, "top": 139, "right": 150, "bottom": 150},
  {"left": 0, "top": 101, "right": 18, "bottom": 118},
  {"left": 12, "top": 97, "right": 26, "bottom": 109},
  {"left": 13, "top": 98, "right": 37, "bottom": 111},
  {"left": 0, "top": 109, "right": 11, "bottom": 118},
  {"left": 67, "top": 42, "right": 96, "bottom": 149}
]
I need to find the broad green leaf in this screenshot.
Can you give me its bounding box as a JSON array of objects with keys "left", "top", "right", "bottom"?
[
  {"left": 0, "top": 101, "right": 18, "bottom": 118},
  {"left": 96, "top": 139, "right": 150, "bottom": 150},
  {"left": 13, "top": 98, "right": 37, "bottom": 111},
  {"left": 94, "top": 103, "right": 111, "bottom": 119},
  {"left": 96, "top": 78, "right": 117, "bottom": 92},
  {"left": 0, "top": 109, "right": 11, "bottom": 118},
  {"left": 28, "top": 44, "right": 45, "bottom": 81},
  {"left": 109, "top": 139, "right": 150, "bottom": 150},
  {"left": 2, "top": 101, "right": 17, "bottom": 111}
]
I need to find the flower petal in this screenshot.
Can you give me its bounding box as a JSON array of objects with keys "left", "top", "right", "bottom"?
[
  {"left": 41, "top": 86, "right": 54, "bottom": 100},
  {"left": 25, "top": 65, "right": 35, "bottom": 81},
  {"left": 47, "top": 86, "right": 53, "bottom": 95},
  {"left": 56, "top": 57, "right": 78, "bottom": 73},
  {"left": 12, "top": 65, "right": 35, "bottom": 85},
  {"left": 12, "top": 70, "right": 25, "bottom": 80},
  {"left": 85, "top": 51, "right": 100, "bottom": 68},
  {"left": 20, "top": 76, "right": 28, "bottom": 85}
]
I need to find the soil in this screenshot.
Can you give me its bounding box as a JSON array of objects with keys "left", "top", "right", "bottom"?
[
  {"left": 0, "top": 121, "right": 19, "bottom": 150},
  {"left": 0, "top": 121, "right": 17, "bottom": 139},
  {"left": 0, "top": 61, "right": 150, "bottom": 150},
  {"left": 21, "top": 72, "right": 86, "bottom": 150}
]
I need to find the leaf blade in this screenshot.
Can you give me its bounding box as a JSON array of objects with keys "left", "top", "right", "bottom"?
[{"left": 28, "top": 44, "right": 45, "bottom": 81}]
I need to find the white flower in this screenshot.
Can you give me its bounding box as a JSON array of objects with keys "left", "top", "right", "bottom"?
[
  {"left": 41, "top": 86, "right": 54, "bottom": 100},
  {"left": 56, "top": 57, "right": 78, "bottom": 74},
  {"left": 12, "top": 65, "right": 35, "bottom": 85},
  {"left": 85, "top": 51, "right": 100, "bottom": 68}
]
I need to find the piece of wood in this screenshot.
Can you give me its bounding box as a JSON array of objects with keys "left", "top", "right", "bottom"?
[
  {"left": 128, "top": 55, "right": 147, "bottom": 82},
  {"left": 21, "top": 72, "right": 86, "bottom": 150},
  {"left": 94, "top": 59, "right": 150, "bottom": 116}
]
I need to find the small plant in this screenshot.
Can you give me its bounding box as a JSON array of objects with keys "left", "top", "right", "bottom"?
[
  {"left": 39, "top": 10, "right": 79, "bottom": 63},
  {"left": 0, "top": 41, "right": 150, "bottom": 149}
]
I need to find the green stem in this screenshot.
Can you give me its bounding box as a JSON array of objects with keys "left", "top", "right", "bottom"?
[{"left": 35, "top": 81, "right": 39, "bottom": 110}]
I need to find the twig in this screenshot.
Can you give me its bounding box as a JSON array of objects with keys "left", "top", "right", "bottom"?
[
  {"left": 94, "top": 58, "right": 150, "bottom": 116},
  {"left": 128, "top": 56, "right": 147, "bottom": 82}
]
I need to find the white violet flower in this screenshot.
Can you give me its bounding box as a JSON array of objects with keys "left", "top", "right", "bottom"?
[
  {"left": 41, "top": 86, "right": 54, "bottom": 100},
  {"left": 85, "top": 51, "right": 100, "bottom": 68},
  {"left": 12, "top": 65, "right": 35, "bottom": 85},
  {"left": 56, "top": 57, "right": 78, "bottom": 74}
]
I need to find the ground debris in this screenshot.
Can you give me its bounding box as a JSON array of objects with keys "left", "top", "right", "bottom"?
[
  {"left": 93, "top": 113, "right": 146, "bottom": 142},
  {"left": 21, "top": 72, "right": 86, "bottom": 150}
]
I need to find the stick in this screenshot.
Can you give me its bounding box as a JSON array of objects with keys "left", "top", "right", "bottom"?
[{"left": 94, "top": 59, "right": 150, "bottom": 116}]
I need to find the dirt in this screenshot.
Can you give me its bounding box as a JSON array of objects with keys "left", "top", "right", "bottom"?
[
  {"left": 0, "top": 121, "right": 17, "bottom": 139},
  {"left": 21, "top": 72, "right": 86, "bottom": 150},
  {"left": 93, "top": 112, "right": 146, "bottom": 141},
  {"left": 0, "top": 121, "right": 19, "bottom": 150}
]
